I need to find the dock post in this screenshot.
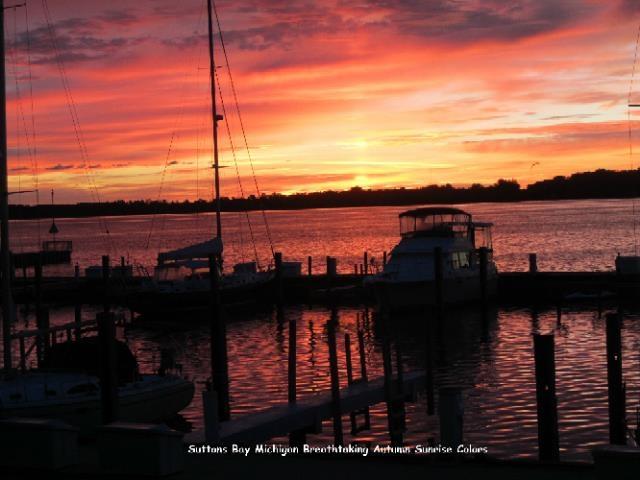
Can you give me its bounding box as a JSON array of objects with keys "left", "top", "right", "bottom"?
[
  {"left": 479, "top": 247, "right": 488, "bottom": 305},
  {"left": 533, "top": 334, "right": 559, "bottom": 461},
  {"left": 18, "top": 336, "right": 25, "bottom": 372},
  {"left": 433, "top": 247, "right": 444, "bottom": 317},
  {"left": 327, "top": 310, "right": 343, "bottom": 445},
  {"left": 74, "top": 263, "right": 80, "bottom": 279},
  {"left": 424, "top": 311, "right": 435, "bottom": 415},
  {"left": 102, "top": 255, "right": 110, "bottom": 313},
  {"left": 307, "top": 256, "right": 312, "bottom": 276},
  {"left": 36, "top": 306, "right": 50, "bottom": 366},
  {"left": 274, "top": 251, "right": 283, "bottom": 304},
  {"left": 288, "top": 318, "right": 306, "bottom": 446},
  {"left": 605, "top": 313, "right": 626, "bottom": 445},
  {"left": 383, "top": 251, "right": 387, "bottom": 267},
  {"left": 288, "top": 319, "right": 297, "bottom": 404},
  {"left": 382, "top": 336, "right": 403, "bottom": 446},
  {"left": 529, "top": 253, "right": 538, "bottom": 274},
  {"left": 345, "top": 334, "right": 354, "bottom": 384},
  {"left": 97, "top": 311, "right": 118, "bottom": 424},
  {"left": 363, "top": 252, "right": 368, "bottom": 275},
  {"left": 74, "top": 304, "right": 82, "bottom": 341},
  {"left": 356, "top": 329, "right": 371, "bottom": 430},
  {"left": 439, "top": 386, "right": 464, "bottom": 448},
  {"left": 354, "top": 264, "right": 358, "bottom": 275},
  {"left": 202, "top": 389, "right": 220, "bottom": 443},
  {"left": 34, "top": 258, "right": 42, "bottom": 312},
  {"left": 556, "top": 302, "right": 562, "bottom": 326},
  {"left": 208, "top": 255, "right": 230, "bottom": 421}
]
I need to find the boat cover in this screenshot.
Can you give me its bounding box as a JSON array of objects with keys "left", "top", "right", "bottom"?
[{"left": 157, "top": 237, "right": 223, "bottom": 265}]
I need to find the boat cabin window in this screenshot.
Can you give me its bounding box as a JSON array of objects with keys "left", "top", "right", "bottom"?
[
  {"left": 400, "top": 212, "right": 472, "bottom": 239},
  {"left": 451, "top": 251, "right": 471, "bottom": 269},
  {"left": 473, "top": 224, "right": 493, "bottom": 250},
  {"left": 155, "top": 265, "right": 190, "bottom": 282},
  {"left": 67, "top": 383, "right": 98, "bottom": 396}
]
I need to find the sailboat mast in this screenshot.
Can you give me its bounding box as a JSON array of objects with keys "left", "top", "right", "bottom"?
[
  {"left": 0, "top": 0, "right": 15, "bottom": 370},
  {"left": 207, "top": 0, "right": 222, "bottom": 242}
]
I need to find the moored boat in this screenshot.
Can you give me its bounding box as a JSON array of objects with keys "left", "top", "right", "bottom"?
[{"left": 366, "top": 207, "right": 498, "bottom": 309}]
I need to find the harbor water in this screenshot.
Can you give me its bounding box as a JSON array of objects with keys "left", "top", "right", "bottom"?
[{"left": 5, "top": 198, "right": 640, "bottom": 461}]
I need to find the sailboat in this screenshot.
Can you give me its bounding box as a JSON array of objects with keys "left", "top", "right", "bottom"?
[
  {"left": 129, "top": 0, "right": 274, "bottom": 319},
  {"left": 0, "top": 1, "right": 193, "bottom": 426}
]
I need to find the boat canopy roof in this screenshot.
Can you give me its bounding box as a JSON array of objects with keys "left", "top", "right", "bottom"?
[
  {"left": 398, "top": 206, "right": 492, "bottom": 240},
  {"left": 399, "top": 207, "right": 471, "bottom": 220},
  {"left": 158, "top": 237, "right": 223, "bottom": 265}
]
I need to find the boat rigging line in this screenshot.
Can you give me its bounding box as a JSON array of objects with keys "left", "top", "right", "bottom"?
[
  {"left": 215, "top": 67, "right": 261, "bottom": 268},
  {"left": 627, "top": 22, "right": 640, "bottom": 255},
  {"left": 40, "top": 0, "right": 114, "bottom": 252},
  {"left": 144, "top": 0, "right": 207, "bottom": 251},
  {"left": 211, "top": 0, "right": 275, "bottom": 260},
  {"left": 6, "top": 1, "right": 40, "bottom": 250}
]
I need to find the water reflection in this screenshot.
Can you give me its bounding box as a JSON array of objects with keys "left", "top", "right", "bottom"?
[{"left": 4, "top": 302, "right": 640, "bottom": 461}]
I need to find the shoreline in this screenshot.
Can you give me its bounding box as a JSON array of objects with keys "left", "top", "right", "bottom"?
[{"left": 8, "top": 195, "right": 640, "bottom": 222}]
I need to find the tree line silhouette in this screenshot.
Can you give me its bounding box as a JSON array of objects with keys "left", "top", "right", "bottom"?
[{"left": 10, "top": 168, "right": 640, "bottom": 220}]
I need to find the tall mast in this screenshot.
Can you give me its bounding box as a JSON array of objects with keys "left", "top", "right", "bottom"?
[
  {"left": 207, "top": 0, "right": 222, "bottom": 243},
  {"left": 0, "top": 0, "right": 15, "bottom": 370}
]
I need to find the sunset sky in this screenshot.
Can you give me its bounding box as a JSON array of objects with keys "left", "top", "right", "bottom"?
[{"left": 4, "top": 0, "right": 640, "bottom": 203}]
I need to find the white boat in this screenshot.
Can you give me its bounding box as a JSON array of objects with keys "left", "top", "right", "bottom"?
[
  {"left": 366, "top": 207, "right": 498, "bottom": 309},
  {"left": 0, "top": 372, "right": 194, "bottom": 429}
]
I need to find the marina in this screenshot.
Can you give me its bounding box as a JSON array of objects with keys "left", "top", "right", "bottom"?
[{"left": 0, "top": 0, "right": 639, "bottom": 477}]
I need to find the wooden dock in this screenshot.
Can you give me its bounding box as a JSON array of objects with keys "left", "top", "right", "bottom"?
[
  {"left": 187, "top": 370, "right": 424, "bottom": 445},
  {"left": 10, "top": 269, "right": 636, "bottom": 308}
]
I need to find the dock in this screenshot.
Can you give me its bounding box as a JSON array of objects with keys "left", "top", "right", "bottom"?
[
  {"left": 9, "top": 268, "right": 634, "bottom": 308},
  {"left": 188, "top": 371, "right": 424, "bottom": 445}
]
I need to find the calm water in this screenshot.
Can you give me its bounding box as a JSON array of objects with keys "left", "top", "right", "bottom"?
[
  {"left": 11, "top": 198, "right": 640, "bottom": 274},
  {"left": 5, "top": 199, "right": 640, "bottom": 461}
]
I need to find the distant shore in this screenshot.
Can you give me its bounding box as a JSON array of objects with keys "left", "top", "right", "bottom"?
[{"left": 9, "top": 168, "right": 640, "bottom": 220}]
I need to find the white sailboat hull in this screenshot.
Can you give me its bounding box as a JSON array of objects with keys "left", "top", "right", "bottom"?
[{"left": 0, "top": 373, "right": 194, "bottom": 429}]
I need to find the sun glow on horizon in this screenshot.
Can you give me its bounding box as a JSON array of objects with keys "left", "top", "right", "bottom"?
[{"left": 3, "top": 0, "right": 639, "bottom": 204}]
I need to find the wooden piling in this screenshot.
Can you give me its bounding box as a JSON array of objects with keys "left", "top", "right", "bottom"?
[
  {"left": 439, "top": 386, "right": 464, "bottom": 448},
  {"left": 74, "top": 304, "right": 82, "bottom": 341},
  {"left": 605, "top": 313, "right": 626, "bottom": 445},
  {"left": 433, "top": 247, "right": 444, "bottom": 316},
  {"left": 274, "top": 251, "right": 283, "bottom": 304},
  {"left": 357, "top": 329, "right": 368, "bottom": 383},
  {"left": 345, "top": 334, "right": 354, "bottom": 384},
  {"left": 102, "top": 255, "right": 110, "bottom": 313},
  {"left": 18, "top": 336, "right": 25, "bottom": 372},
  {"left": 529, "top": 253, "right": 538, "bottom": 274},
  {"left": 383, "top": 250, "right": 387, "bottom": 267},
  {"left": 209, "top": 255, "right": 230, "bottom": 421},
  {"left": 74, "top": 263, "right": 80, "bottom": 279},
  {"left": 287, "top": 318, "right": 307, "bottom": 446},
  {"left": 382, "top": 336, "right": 403, "bottom": 446},
  {"left": 97, "top": 311, "right": 118, "bottom": 424},
  {"left": 327, "top": 311, "right": 343, "bottom": 445},
  {"left": 288, "top": 319, "right": 296, "bottom": 404},
  {"left": 533, "top": 334, "right": 559, "bottom": 461},
  {"left": 363, "top": 252, "right": 368, "bottom": 275},
  {"left": 34, "top": 259, "right": 42, "bottom": 311},
  {"left": 425, "top": 318, "right": 435, "bottom": 416},
  {"left": 556, "top": 303, "right": 562, "bottom": 326},
  {"left": 307, "top": 256, "right": 312, "bottom": 276},
  {"left": 36, "top": 306, "right": 50, "bottom": 366},
  {"left": 394, "top": 341, "right": 406, "bottom": 431},
  {"left": 354, "top": 264, "right": 358, "bottom": 275},
  {"left": 479, "top": 247, "right": 488, "bottom": 305},
  {"left": 356, "top": 329, "right": 371, "bottom": 431}
]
